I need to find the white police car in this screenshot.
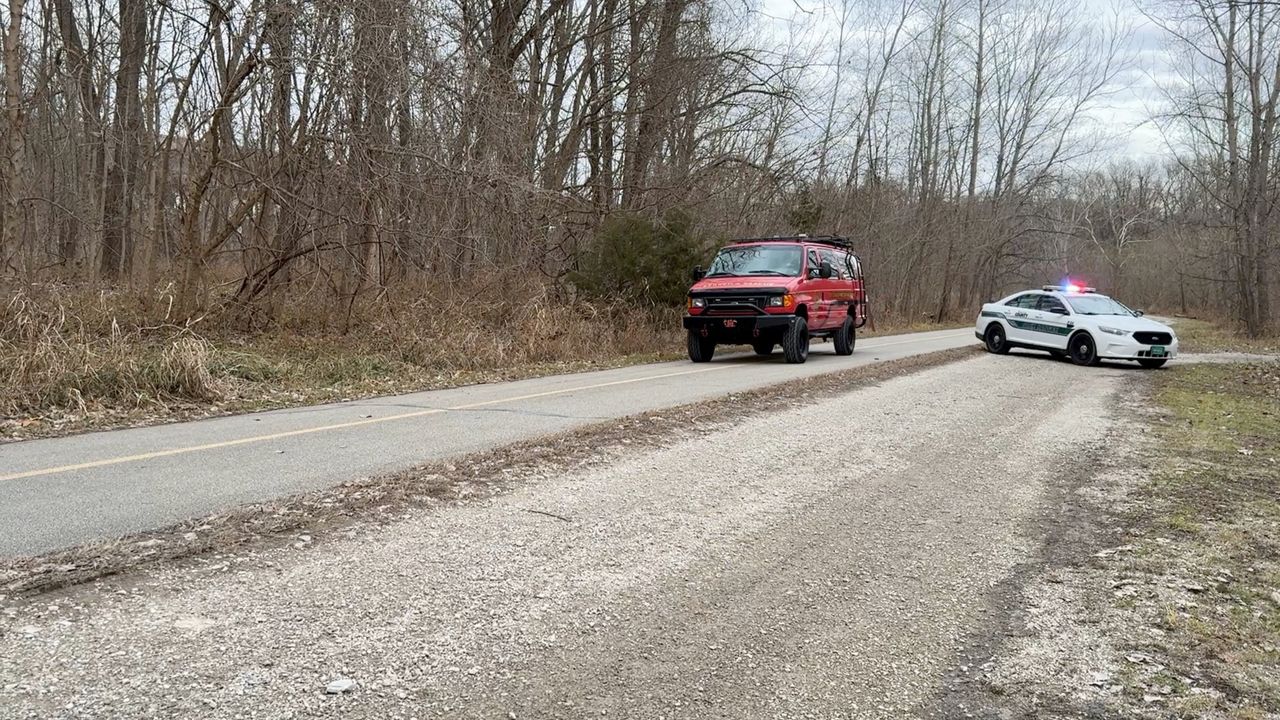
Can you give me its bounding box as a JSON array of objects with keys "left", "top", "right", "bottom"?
[{"left": 975, "top": 284, "right": 1177, "bottom": 368}]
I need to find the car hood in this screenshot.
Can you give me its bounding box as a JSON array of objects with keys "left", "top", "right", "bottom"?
[
  {"left": 1084, "top": 314, "right": 1174, "bottom": 334},
  {"left": 691, "top": 276, "right": 799, "bottom": 292}
]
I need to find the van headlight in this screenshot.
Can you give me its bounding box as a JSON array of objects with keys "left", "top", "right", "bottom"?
[
  {"left": 1099, "top": 326, "right": 1128, "bottom": 336},
  {"left": 688, "top": 297, "right": 706, "bottom": 308},
  {"left": 768, "top": 294, "right": 794, "bottom": 308}
]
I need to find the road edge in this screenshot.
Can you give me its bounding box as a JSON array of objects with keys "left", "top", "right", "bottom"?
[{"left": 2, "top": 345, "right": 981, "bottom": 601}]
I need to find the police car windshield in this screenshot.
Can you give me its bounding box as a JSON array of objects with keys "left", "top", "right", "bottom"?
[
  {"left": 1066, "top": 295, "right": 1134, "bottom": 316},
  {"left": 706, "top": 245, "right": 803, "bottom": 277}
]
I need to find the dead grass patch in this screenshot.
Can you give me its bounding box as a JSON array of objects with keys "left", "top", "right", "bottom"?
[
  {"left": 1106, "top": 362, "right": 1280, "bottom": 717},
  {"left": 1172, "top": 318, "right": 1280, "bottom": 355},
  {"left": 0, "top": 281, "right": 683, "bottom": 440},
  {"left": 1, "top": 281, "right": 963, "bottom": 441}
]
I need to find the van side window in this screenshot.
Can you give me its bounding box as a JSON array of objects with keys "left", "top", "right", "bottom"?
[
  {"left": 835, "top": 252, "right": 852, "bottom": 279},
  {"left": 807, "top": 249, "right": 820, "bottom": 277},
  {"left": 820, "top": 250, "right": 836, "bottom": 277}
]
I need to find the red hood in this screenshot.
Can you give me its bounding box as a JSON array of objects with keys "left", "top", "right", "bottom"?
[{"left": 691, "top": 276, "right": 799, "bottom": 292}]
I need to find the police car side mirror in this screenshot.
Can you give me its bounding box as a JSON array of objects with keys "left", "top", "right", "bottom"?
[
  {"left": 819, "top": 259, "right": 833, "bottom": 279},
  {"left": 1134, "top": 309, "right": 1145, "bottom": 317},
  {"left": 691, "top": 266, "right": 705, "bottom": 282}
]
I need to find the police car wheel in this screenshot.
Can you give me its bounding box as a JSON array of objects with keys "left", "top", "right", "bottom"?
[
  {"left": 1138, "top": 358, "right": 1167, "bottom": 369},
  {"left": 833, "top": 316, "right": 855, "bottom": 356},
  {"left": 687, "top": 330, "right": 715, "bottom": 363},
  {"left": 1069, "top": 332, "right": 1100, "bottom": 366},
  {"left": 984, "top": 324, "right": 1010, "bottom": 355},
  {"left": 782, "top": 317, "right": 810, "bottom": 364},
  {"left": 752, "top": 339, "right": 775, "bottom": 356}
]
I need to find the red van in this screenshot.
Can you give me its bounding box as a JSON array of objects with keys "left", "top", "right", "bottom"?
[{"left": 683, "top": 236, "right": 869, "bottom": 363}]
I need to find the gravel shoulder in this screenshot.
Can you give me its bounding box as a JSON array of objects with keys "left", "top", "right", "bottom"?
[{"left": 1, "top": 354, "right": 1130, "bottom": 719}]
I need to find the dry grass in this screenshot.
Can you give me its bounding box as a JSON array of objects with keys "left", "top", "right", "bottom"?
[
  {"left": 0, "top": 280, "right": 684, "bottom": 439},
  {"left": 2, "top": 280, "right": 960, "bottom": 441},
  {"left": 1108, "top": 362, "right": 1280, "bottom": 716},
  {"left": 1171, "top": 318, "right": 1280, "bottom": 355}
]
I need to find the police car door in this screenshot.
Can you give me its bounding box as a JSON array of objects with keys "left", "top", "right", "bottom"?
[
  {"left": 1002, "top": 292, "right": 1042, "bottom": 345},
  {"left": 1035, "top": 294, "right": 1073, "bottom": 350}
]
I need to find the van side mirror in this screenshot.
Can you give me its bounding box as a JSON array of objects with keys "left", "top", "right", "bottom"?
[
  {"left": 819, "top": 259, "right": 833, "bottom": 279},
  {"left": 691, "top": 265, "right": 705, "bottom": 282}
]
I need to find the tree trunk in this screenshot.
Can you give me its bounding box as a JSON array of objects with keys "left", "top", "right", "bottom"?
[{"left": 99, "top": 0, "right": 147, "bottom": 280}]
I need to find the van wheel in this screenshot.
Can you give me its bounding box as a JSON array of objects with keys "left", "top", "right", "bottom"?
[
  {"left": 687, "top": 330, "right": 715, "bottom": 363},
  {"left": 1069, "top": 332, "right": 1100, "bottom": 366},
  {"left": 1138, "top": 358, "right": 1167, "bottom": 369},
  {"left": 833, "top": 316, "right": 855, "bottom": 356},
  {"left": 782, "top": 317, "right": 810, "bottom": 364},
  {"left": 752, "top": 339, "right": 775, "bottom": 356},
  {"left": 984, "top": 324, "right": 1010, "bottom": 354}
]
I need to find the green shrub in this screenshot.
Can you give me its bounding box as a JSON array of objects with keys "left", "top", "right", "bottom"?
[{"left": 572, "top": 211, "right": 711, "bottom": 306}]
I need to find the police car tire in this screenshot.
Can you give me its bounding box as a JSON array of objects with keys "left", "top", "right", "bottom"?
[
  {"left": 1138, "top": 358, "right": 1167, "bottom": 369},
  {"left": 782, "top": 317, "right": 810, "bottom": 364},
  {"left": 1069, "top": 332, "right": 1100, "bottom": 366},
  {"left": 1050, "top": 350, "right": 1068, "bottom": 361},
  {"left": 752, "top": 339, "right": 775, "bottom": 356},
  {"left": 833, "top": 316, "right": 855, "bottom": 356},
  {"left": 687, "top": 330, "right": 715, "bottom": 363},
  {"left": 984, "top": 324, "right": 1010, "bottom": 354}
]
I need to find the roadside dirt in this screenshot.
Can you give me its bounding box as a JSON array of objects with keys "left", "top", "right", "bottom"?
[{"left": 0, "top": 353, "right": 1133, "bottom": 719}]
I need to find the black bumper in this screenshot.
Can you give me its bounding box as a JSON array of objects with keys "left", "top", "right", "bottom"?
[
  {"left": 975, "top": 331, "right": 984, "bottom": 341},
  {"left": 684, "top": 313, "right": 795, "bottom": 342}
]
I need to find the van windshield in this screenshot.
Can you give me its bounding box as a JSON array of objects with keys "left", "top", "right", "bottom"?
[{"left": 706, "top": 245, "right": 803, "bottom": 277}]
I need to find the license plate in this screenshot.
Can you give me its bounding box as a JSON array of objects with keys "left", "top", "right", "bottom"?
[
  {"left": 722, "top": 319, "right": 737, "bottom": 328},
  {"left": 1150, "top": 345, "right": 1166, "bottom": 357}
]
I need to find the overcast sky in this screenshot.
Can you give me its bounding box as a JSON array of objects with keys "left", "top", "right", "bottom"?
[{"left": 752, "top": 0, "right": 1178, "bottom": 168}]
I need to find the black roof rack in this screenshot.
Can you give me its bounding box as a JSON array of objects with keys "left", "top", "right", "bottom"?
[{"left": 729, "top": 234, "right": 854, "bottom": 249}]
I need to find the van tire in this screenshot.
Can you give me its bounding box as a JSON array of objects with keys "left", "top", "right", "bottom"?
[
  {"left": 752, "top": 339, "right": 775, "bottom": 356},
  {"left": 687, "top": 330, "right": 715, "bottom": 363},
  {"left": 833, "top": 316, "right": 855, "bottom": 355},
  {"left": 782, "top": 317, "right": 810, "bottom": 364}
]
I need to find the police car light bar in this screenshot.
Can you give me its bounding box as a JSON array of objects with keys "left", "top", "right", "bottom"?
[{"left": 1042, "top": 284, "right": 1097, "bottom": 293}]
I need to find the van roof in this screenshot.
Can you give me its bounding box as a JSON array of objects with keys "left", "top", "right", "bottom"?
[{"left": 729, "top": 235, "right": 853, "bottom": 250}]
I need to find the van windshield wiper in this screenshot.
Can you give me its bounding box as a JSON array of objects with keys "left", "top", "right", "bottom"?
[
  {"left": 746, "top": 270, "right": 791, "bottom": 276},
  {"left": 705, "top": 271, "right": 739, "bottom": 277}
]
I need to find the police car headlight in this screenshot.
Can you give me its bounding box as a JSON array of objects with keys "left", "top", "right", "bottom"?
[
  {"left": 688, "top": 297, "right": 706, "bottom": 308},
  {"left": 1099, "top": 325, "right": 1128, "bottom": 336}
]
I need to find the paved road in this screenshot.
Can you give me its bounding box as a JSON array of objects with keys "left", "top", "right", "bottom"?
[
  {"left": 0, "top": 354, "right": 1125, "bottom": 719},
  {"left": 0, "top": 328, "right": 974, "bottom": 556}
]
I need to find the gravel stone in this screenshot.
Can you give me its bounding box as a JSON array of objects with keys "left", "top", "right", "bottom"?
[{"left": 0, "top": 355, "right": 1126, "bottom": 719}]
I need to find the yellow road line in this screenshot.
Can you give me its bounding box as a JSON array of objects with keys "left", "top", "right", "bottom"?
[
  {"left": 1, "top": 331, "right": 975, "bottom": 483},
  {"left": 0, "top": 365, "right": 733, "bottom": 482}
]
